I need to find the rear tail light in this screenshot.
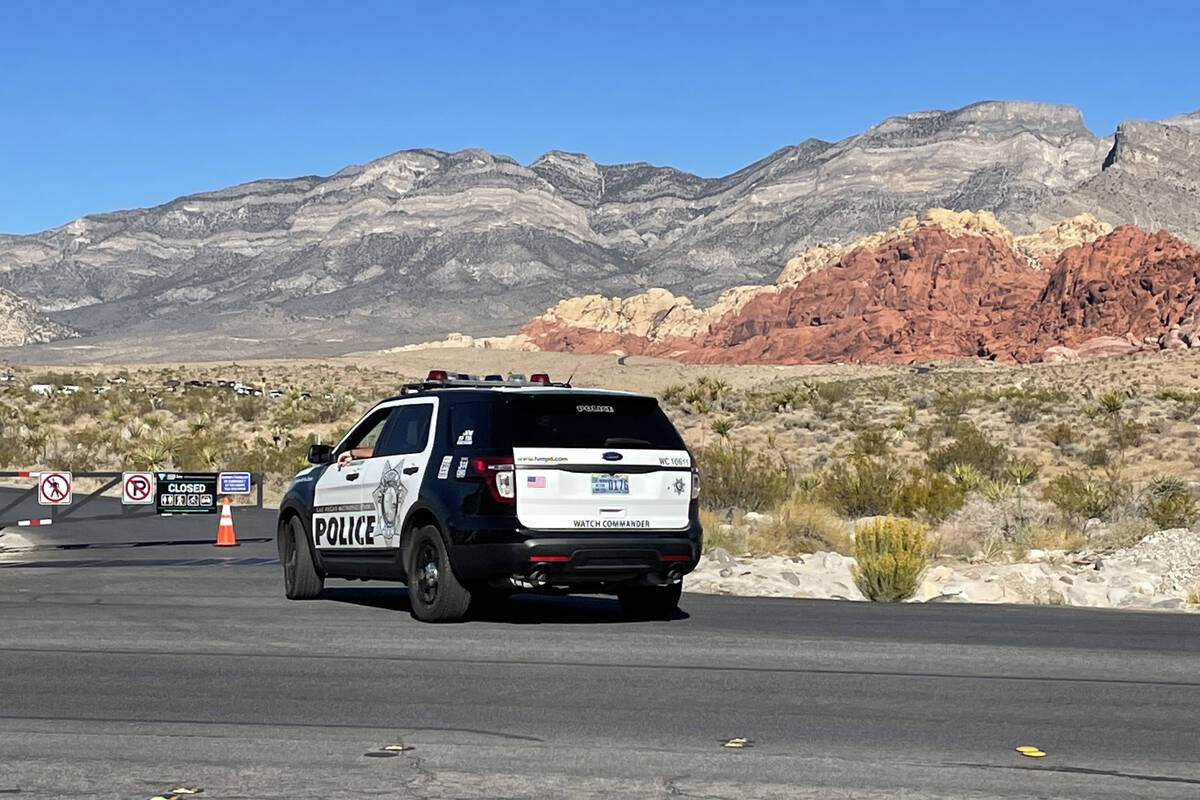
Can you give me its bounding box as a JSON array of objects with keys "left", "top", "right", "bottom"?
[
  {"left": 469, "top": 456, "right": 515, "bottom": 502},
  {"left": 530, "top": 373, "right": 551, "bottom": 384},
  {"left": 691, "top": 468, "right": 701, "bottom": 500},
  {"left": 426, "top": 370, "right": 448, "bottom": 381}
]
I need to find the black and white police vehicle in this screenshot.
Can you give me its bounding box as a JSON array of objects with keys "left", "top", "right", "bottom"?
[{"left": 277, "top": 370, "right": 703, "bottom": 621}]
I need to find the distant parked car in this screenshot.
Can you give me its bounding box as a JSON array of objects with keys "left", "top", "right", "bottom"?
[{"left": 29, "top": 384, "right": 54, "bottom": 396}]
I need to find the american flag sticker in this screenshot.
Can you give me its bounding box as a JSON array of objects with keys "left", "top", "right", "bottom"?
[{"left": 526, "top": 475, "right": 546, "bottom": 488}]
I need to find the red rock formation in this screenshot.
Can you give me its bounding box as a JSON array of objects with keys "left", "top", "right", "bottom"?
[{"left": 518, "top": 220, "right": 1200, "bottom": 364}]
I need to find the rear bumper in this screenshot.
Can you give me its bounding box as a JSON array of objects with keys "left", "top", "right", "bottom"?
[{"left": 450, "top": 523, "right": 703, "bottom": 584}]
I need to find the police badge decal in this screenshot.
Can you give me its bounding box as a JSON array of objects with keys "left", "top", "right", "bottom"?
[{"left": 371, "top": 460, "right": 408, "bottom": 544}]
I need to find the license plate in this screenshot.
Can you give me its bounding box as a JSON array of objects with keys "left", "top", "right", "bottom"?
[{"left": 591, "top": 474, "right": 630, "bottom": 495}]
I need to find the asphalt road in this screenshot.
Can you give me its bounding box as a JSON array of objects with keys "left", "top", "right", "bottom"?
[{"left": 2, "top": 489, "right": 1200, "bottom": 798}]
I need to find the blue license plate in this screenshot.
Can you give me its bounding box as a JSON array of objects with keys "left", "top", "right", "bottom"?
[{"left": 591, "top": 474, "right": 630, "bottom": 495}]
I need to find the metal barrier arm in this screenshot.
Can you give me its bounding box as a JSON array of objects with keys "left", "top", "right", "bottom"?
[
  {"left": 51, "top": 473, "right": 122, "bottom": 521},
  {"left": 0, "top": 485, "right": 37, "bottom": 518}
]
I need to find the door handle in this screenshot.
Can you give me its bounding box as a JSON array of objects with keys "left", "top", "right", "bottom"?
[
  {"left": 403, "top": 466, "right": 419, "bottom": 475},
  {"left": 344, "top": 473, "right": 360, "bottom": 482}
]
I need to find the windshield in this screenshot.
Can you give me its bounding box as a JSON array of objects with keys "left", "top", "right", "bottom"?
[{"left": 505, "top": 394, "right": 685, "bottom": 449}]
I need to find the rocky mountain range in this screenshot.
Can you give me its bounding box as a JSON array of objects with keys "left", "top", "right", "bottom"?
[
  {"left": 0, "top": 100, "right": 1198, "bottom": 360},
  {"left": 516, "top": 210, "right": 1200, "bottom": 364}
]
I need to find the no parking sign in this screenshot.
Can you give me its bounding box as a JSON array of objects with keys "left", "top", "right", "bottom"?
[{"left": 122, "top": 472, "right": 155, "bottom": 505}]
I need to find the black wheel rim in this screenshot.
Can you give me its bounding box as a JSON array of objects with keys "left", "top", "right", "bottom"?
[{"left": 416, "top": 540, "right": 439, "bottom": 606}]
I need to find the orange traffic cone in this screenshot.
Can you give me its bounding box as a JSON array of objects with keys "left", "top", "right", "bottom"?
[{"left": 215, "top": 498, "right": 239, "bottom": 547}]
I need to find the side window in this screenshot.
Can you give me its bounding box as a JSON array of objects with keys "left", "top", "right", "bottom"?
[
  {"left": 374, "top": 404, "right": 434, "bottom": 457},
  {"left": 337, "top": 408, "right": 392, "bottom": 455},
  {"left": 448, "top": 400, "right": 492, "bottom": 450}
]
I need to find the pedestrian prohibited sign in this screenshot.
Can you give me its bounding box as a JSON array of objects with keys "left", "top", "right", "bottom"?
[
  {"left": 122, "top": 472, "right": 155, "bottom": 505},
  {"left": 155, "top": 472, "right": 219, "bottom": 514},
  {"left": 38, "top": 471, "right": 72, "bottom": 505}
]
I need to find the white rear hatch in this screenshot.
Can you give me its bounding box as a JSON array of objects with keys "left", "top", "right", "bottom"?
[
  {"left": 514, "top": 447, "right": 692, "bottom": 531},
  {"left": 504, "top": 391, "right": 692, "bottom": 532}
]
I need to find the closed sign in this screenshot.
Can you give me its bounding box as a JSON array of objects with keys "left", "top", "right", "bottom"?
[{"left": 155, "top": 472, "right": 219, "bottom": 514}]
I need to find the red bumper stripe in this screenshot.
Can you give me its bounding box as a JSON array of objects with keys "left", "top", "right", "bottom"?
[
  {"left": 659, "top": 554, "right": 691, "bottom": 561},
  {"left": 529, "top": 555, "right": 570, "bottom": 562}
]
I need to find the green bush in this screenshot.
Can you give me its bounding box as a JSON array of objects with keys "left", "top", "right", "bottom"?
[
  {"left": 851, "top": 516, "right": 931, "bottom": 602},
  {"left": 1041, "top": 473, "right": 1129, "bottom": 522},
  {"left": 893, "top": 467, "right": 966, "bottom": 523},
  {"left": 1144, "top": 478, "right": 1199, "bottom": 529},
  {"left": 820, "top": 458, "right": 903, "bottom": 518},
  {"left": 694, "top": 443, "right": 788, "bottom": 511},
  {"left": 926, "top": 423, "right": 1010, "bottom": 478}
]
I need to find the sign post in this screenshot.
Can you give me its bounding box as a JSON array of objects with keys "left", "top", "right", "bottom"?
[
  {"left": 38, "top": 472, "right": 72, "bottom": 506},
  {"left": 155, "top": 472, "right": 219, "bottom": 515}
]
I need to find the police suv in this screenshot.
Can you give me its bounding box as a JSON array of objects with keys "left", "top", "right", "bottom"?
[{"left": 277, "top": 370, "right": 703, "bottom": 622}]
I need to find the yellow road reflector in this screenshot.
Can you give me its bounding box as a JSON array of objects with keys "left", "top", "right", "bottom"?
[
  {"left": 1015, "top": 746, "right": 1040, "bottom": 754},
  {"left": 723, "top": 737, "right": 749, "bottom": 748},
  {"left": 171, "top": 790, "right": 202, "bottom": 795},
  {"left": 1021, "top": 749, "right": 1047, "bottom": 758},
  {"left": 383, "top": 744, "right": 412, "bottom": 752}
]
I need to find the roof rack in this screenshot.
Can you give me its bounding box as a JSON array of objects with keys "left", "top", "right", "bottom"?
[{"left": 399, "top": 369, "right": 572, "bottom": 394}]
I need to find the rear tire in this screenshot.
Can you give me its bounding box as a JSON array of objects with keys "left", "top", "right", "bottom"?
[
  {"left": 407, "top": 525, "right": 472, "bottom": 622},
  {"left": 281, "top": 516, "right": 323, "bottom": 600},
  {"left": 617, "top": 583, "right": 682, "bottom": 620}
]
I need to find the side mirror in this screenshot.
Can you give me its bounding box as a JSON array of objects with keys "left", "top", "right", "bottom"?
[{"left": 307, "top": 444, "right": 334, "bottom": 465}]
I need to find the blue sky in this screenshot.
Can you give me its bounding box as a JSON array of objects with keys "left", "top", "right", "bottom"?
[{"left": 1, "top": 0, "right": 1197, "bottom": 234}]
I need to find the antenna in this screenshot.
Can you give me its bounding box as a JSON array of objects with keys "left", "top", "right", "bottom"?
[{"left": 565, "top": 361, "right": 581, "bottom": 387}]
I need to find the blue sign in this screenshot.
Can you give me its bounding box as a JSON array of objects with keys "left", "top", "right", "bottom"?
[{"left": 218, "top": 471, "right": 252, "bottom": 495}]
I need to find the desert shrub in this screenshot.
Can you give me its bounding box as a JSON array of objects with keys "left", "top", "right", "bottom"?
[
  {"left": 819, "top": 458, "right": 903, "bottom": 518},
  {"left": 1044, "top": 421, "right": 1076, "bottom": 450},
  {"left": 948, "top": 463, "right": 984, "bottom": 492},
  {"left": 851, "top": 516, "right": 931, "bottom": 602},
  {"left": 1023, "top": 525, "right": 1087, "bottom": 553},
  {"left": 235, "top": 396, "right": 261, "bottom": 422},
  {"left": 1082, "top": 445, "right": 1111, "bottom": 468},
  {"left": 932, "top": 389, "right": 973, "bottom": 421},
  {"left": 1144, "top": 477, "right": 1199, "bottom": 529},
  {"left": 1108, "top": 417, "right": 1144, "bottom": 451},
  {"left": 1090, "top": 517, "right": 1157, "bottom": 551},
  {"left": 1007, "top": 396, "right": 1044, "bottom": 424},
  {"left": 851, "top": 427, "right": 891, "bottom": 457},
  {"left": 749, "top": 495, "right": 852, "bottom": 555},
  {"left": 893, "top": 466, "right": 966, "bottom": 523},
  {"left": 660, "top": 384, "right": 687, "bottom": 404},
  {"left": 815, "top": 381, "right": 853, "bottom": 405},
  {"left": 694, "top": 443, "right": 788, "bottom": 511},
  {"left": 700, "top": 509, "right": 744, "bottom": 554},
  {"left": 934, "top": 494, "right": 1056, "bottom": 555},
  {"left": 709, "top": 417, "right": 735, "bottom": 438},
  {"left": 1097, "top": 391, "right": 1126, "bottom": 415},
  {"left": 926, "top": 423, "right": 1010, "bottom": 478},
  {"left": 1041, "top": 473, "right": 1131, "bottom": 523}
]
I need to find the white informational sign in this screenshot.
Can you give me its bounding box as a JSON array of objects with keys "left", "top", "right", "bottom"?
[
  {"left": 122, "top": 472, "right": 155, "bottom": 505},
  {"left": 38, "top": 471, "right": 72, "bottom": 506}
]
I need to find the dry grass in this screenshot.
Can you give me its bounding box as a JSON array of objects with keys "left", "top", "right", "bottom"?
[
  {"left": 748, "top": 495, "right": 853, "bottom": 556},
  {"left": 6, "top": 346, "right": 1200, "bottom": 549}
]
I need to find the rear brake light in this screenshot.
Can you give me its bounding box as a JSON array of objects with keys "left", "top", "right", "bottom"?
[
  {"left": 529, "top": 555, "right": 569, "bottom": 562},
  {"left": 660, "top": 554, "right": 691, "bottom": 562},
  {"left": 691, "top": 468, "right": 701, "bottom": 500},
  {"left": 427, "top": 370, "right": 448, "bottom": 381},
  {"left": 469, "top": 456, "right": 515, "bottom": 502},
  {"left": 530, "top": 373, "right": 550, "bottom": 384}
]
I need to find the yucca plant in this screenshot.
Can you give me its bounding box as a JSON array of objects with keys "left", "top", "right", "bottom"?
[{"left": 851, "top": 516, "right": 931, "bottom": 602}]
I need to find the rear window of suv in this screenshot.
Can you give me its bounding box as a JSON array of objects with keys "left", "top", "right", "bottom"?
[{"left": 505, "top": 394, "right": 685, "bottom": 450}]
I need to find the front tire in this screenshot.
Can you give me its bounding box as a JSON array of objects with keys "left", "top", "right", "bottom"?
[
  {"left": 281, "top": 516, "right": 323, "bottom": 600},
  {"left": 617, "top": 583, "right": 682, "bottom": 620},
  {"left": 407, "top": 525, "right": 472, "bottom": 622}
]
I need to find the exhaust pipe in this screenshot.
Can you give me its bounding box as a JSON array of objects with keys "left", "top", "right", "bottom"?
[
  {"left": 667, "top": 567, "right": 684, "bottom": 585},
  {"left": 529, "top": 568, "right": 550, "bottom": 588}
]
